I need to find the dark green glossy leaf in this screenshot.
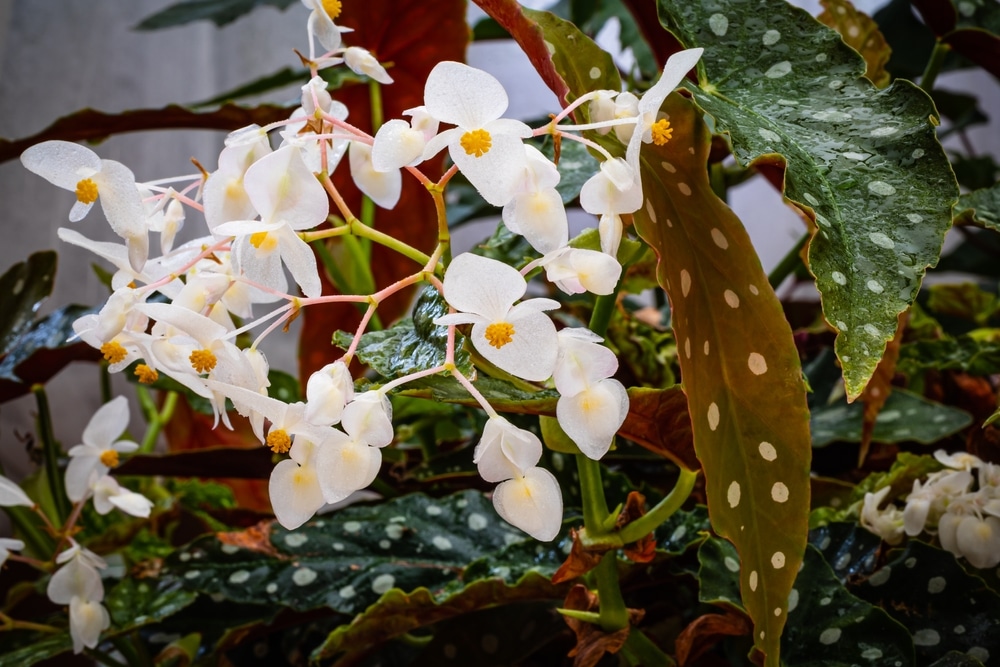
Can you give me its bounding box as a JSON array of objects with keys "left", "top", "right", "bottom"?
[
  {"left": 657, "top": 505, "right": 711, "bottom": 555},
  {"left": 853, "top": 541, "right": 1000, "bottom": 665},
  {"left": 0, "top": 304, "right": 98, "bottom": 383},
  {"left": 782, "top": 546, "right": 913, "bottom": 667},
  {"left": 658, "top": 0, "right": 957, "bottom": 399},
  {"left": 698, "top": 536, "right": 746, "bottom": 610},
  {"left": 955, "top": 183, "right": 1000, "bottom": 232},
  {"left": 898, "top": 336, "right": 1000, "bottom": 376},
  {"left": 134, "top": 0, "right": 296, "bottom": 30},
  {"left": 334, "top": 286, "right": 473, "bottom": 379},
  {"left": 808, "top": 522, "right": 882, "bottom": 583},
  {"left": 810, "top": 388, "right": 972, "bottom": 447},
  {"left": 0, "top": 251, "right": 56, "bottom": 357}
]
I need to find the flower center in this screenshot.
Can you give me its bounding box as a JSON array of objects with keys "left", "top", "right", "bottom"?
[
  {"left": 651, "top": 118, "right": 673, "bottom": 146},
  {"left": 99, "top": 450, "right": 120, "bottom": 468},
  {"left": 484, "top": 322, "right": 515, "bottom": 349},
  {"left": 322, "top": 0, "right": 343, "bottom": 19},
  {"left": 134, "top": 364, "right": 158, "bottom": 384},
  {"left": 266, "top": 428, "right": 292, "bottom": 454},
  {"left": 75, "top": 178, "right": 99, "bottom": 204},
  {"left": 460, "top": 129, "right": 492, "bottom": 158},
  {"left": 100, "top": 341, "right": 127, "bottom": 364},
  {"left": 250, "top": 231, "right": 278, "bottom": 252},
  {"left": 189, "top": 348, "right": 218, "bottom": 373}
]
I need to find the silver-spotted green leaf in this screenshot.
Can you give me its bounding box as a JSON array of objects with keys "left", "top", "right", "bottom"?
[
  {"left": 853, "top": 541, "right": 1000, "bottom": 664},
  {"left": 808, "top": 522, "right": 882, "bottom": 582},
  {"left": 657, "top": 0, "right": 958, "bottom": 400},
  {"left": 955, "top": 183, "right": 1000, "bottom": 231},
  {"left": 0, "top": 251, "right": 56, "bottom": 357},
  {"left": 898, "top": 336, "right": 1000, "bottom": 376},
  {"left": 698, "top": 536, "right": 746, "bottom": 609},
  {"left": 333, "top": 286, "right": 473, "bottom": 379},
  {"left": 781, "top": 546, "right": 914, "bottom": 667},
  {"left": 810, "top": 388, "right": 972, "bottom": 447},
  {"left": 657, "top": 505, "right": 711, "bottom": 555}
]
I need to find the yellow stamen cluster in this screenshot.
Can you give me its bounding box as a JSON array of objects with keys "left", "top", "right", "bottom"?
[
  {"left": 99, "top": 450, "right": 120, "bottom": 468},
  {"left": 189, "top": 348, "right": 217, "bottom": 374},
  {"left": 250, "top": 231, "right": 278, "bottom": 252},
  {"left": 484, "top": 322, "right": 515, "bottom": 349},
  {"left": 74, "top": 178, "right": 99, "bottom": 204},
  {"left": 266, "top": 428, "right": 292, "bottom": 454},
  {"left": 651, "top": 118, "right": 673, "bottom": 146},
  {"left": 323, "top": 0, "right": 343, "bottom": 19},
  {"left": 100, "top": 341, "right": 127, "bottom": 364},
  {"left": 460, "top": 129, "right": 492, "bottom": 157},
  {"left": 134, "top": 364, "right": 158, "bottom": 384}
]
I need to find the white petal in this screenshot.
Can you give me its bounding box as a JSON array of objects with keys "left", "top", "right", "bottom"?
[
  {"left": 0, "top": 475, "right": 33, "bottom": 507},
  {"left": 556, "top": 379, "right": 629, "bottom": 459},
  {"left": 956, "top": 515, "right": 1000, "bottom": 569},
  {"left": 553, "top": 329, "right": 619, "bottom": 396},
  {"left": 442, "top": 253, "right": 525, "bottom": 320},
  {"left": 424, "top": 61, "right": 508, "bottom": 128},
  {"left": 371, "top": 119, "right": 426, "bottom": 171},
  {"left": 269, "top": 459, "right": 325, "bottom": 529},
  {"left": 69, "top": 597, "right": 110, "bottom": 654},
  {"left": 94, "top": 160, "right": 147, "bottom": 268},
  {"left": 505, "top": 188, "right": 568, "bottom": 255},
  {"left": 350, "top": 142, "right": 402, "bottom": 209},
  {"left": 580, "top": 158, "right": 642, "bottom": 214},
  {"left": 450, "top": 134, "right": 527, "bottom": 207},
  {"left": 243, "top": 146, "right": 328, "bottom": 229},
  {"left": 474, "top": 417, "right": 541, "bottom": 482},
  {"left": 344, "top": 47, "right": 393, "bottom": 84},
  {"left": 275, "top": 225, "right": 322, "bottom": 298},
  {"left": 342, "top": 391, "right": 393, "bottom": 447},
  {"left": 546, "top": 248, "right": 622, "bottom": 296},
  {"left": 108, "top": 488, "right": 154, "bottom": 518},
  {"left": 639, "top": 48, "right": 704, "bottom": 115},
  {"left": 21, "top": 141, "right": 100, "bottom": 191},
  {"left": 305, "top": 361, "right": 354, "bottom": 426},
  {"left": 492, "top": 467, "right": 563, "bottom": 541},
  {"left": 47, "top": 556, "right": 103, "bottom": 604},
  {"left": 82, "top": 396, "right": 130, "bottom": 449},
  {"left": 315, "top": 438, "right": 382, "bottom": 503},
  {"left": 471, "top": 308, "right": 558, "bottom": 382}
]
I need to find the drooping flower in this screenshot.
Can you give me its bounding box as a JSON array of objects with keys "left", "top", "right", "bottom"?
[
  {"left": 473, "top": 417, "right": 543, "bottom": 483},
  {"left": 434, "top": 253, "right": 560, "bottom": 382},
  {"left": 501, "top": 145, "right": 568, "bottom": 255},
  {"left": 344, "top": 47, "right": 393, "bottom": 84},
  {"left": 538, "top": 247, "right": 622, "bottom": 296},
  {"left": 65, "top": 397, "right": 139, "bottom": 503},
  {"left": 69, "top": 596, "right": 111, "bottom": 654},
  {"left": 269, "top": 435, "right": 328, "bottom": 529},
  {"left": 0, "top": 538, "right": 25, "bottom": 568},
  {"left": 492, "top": 467, "right": 563, "bottom": 542},
  {"left": 304, "top": 360, "right": 355, "bottom": 427},
  {"left": 349, "top": 141, "right": 401, "bottom": 209},
  {"left": 90, "top": 475, "right": 154, "bottom": 518},
  {"left": 421, "top": 61, "right": 532, "bottom": 206},
  {"left": 371, "top": 106, "right": 439, "bottom": 172},
  {"left": 0, "top": 475, "right": 34, "bottom": 508}
]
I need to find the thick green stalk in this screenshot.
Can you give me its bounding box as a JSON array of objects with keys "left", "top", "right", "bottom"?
[
  {"left": 32, "top": 385, "right": 70, "bottom": 523},
  {"left": 920, "top": 41, "right": 950, "bottom": 94},
  {"left": 593, "top": 553, "right": 628, "bottom": 632},
  {"left": 767, "top": 233, "right": 808, "bottom": 289},
  {"left": 138, "top": 391, "right": 178, "bottom": 455},
  {"left": 618, "top": 468, "right": 697, "bottom": 544},
  {"left": 621, "top": 626, "right": 674, "bottom": 666}
]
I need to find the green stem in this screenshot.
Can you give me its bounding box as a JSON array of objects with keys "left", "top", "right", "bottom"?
[
  {"left": 920, "top": 41, "right": 950, "bottom": 95},
  {"left": 618, "top": 468, "right": 697, "bottom": 544},
  {"left": 594, "top": 553, "right": 628, "bottom": 632},
  {"left": 621, "top": 627, "right": 674, "bottom": 667},
  {"left": 576, "top": 455, "right": 610, "bottom": 531},
  {"left": 99, "top": 362, "right": 112, "bottom": 404},
  {"left": 32, "top": 386, "right": 70, "bottom": 523},
  {"left": 139, "top": 391, "right": 178, "bottom": 455},
  {"left": 767, "top": 232, "right": 809, "bottom": 289},
  {"left": 709, "top": 162, "right": 727, "bottom": 202}
]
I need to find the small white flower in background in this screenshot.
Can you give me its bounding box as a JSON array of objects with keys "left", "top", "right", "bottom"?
[
  {"left": 344, "top": 47, "right": 393, "bottom": 84},
  {"left": 580, "top": 157, "right": 643, "bottom": 216},
  {"left": 349, "top": 141, "right": 402, "bottom": 209},
  {"left": 269, "top": 436, "right": 327, "bottom": 530},
  {"left": 434, "top": 253, "right": 560, "bottom": 382},
  {"left": 144, "top": 189, "right": 186, "bottom": 254},
  {"left": 21, "top": 141, "right": 149, "bottom": 272},
  {"left": 501, "top": 145, "right": 568, "bottom": 256},
  {"left": 0, "top": 538, "right": 25, "bottom": 567},
  {"left": 860, "top": 486, "right": 904, "bottom": 545},
  {"left": 90, "top": 475, "right": 154, "bottom": 518},
  {"left": 69, "top": 596, "right": 111, "bottom": 654},
  {"left": 305, "top": 360, "right": 355, "bottom": 427},
  {"left": 202, "top": 127, "right": 271, "bottom": 233},
  {"left": 421, "top": 61, "right": 532, "bottom": 206},
  {"left": 473, "top": 417, "right": 543, "bottom": 483},
  {"left": 300, "top": 0, "right": 350, "bottom": 54},
  {"left": 934, "top": 449, "right": 983, "bottom": 471},
  {"left": 47, "top": 542, "right": 110, "bottom": 654},
  {"left": 371, "top": 106, "right": 440, "bottom": 171},
  {"left": 538, "top": 247, "right": 622, "bottom": 297},
  {"left": 587, "top": 89, "right": 634, "bottom": 140},
  {"left": 625, "top": 48, "right": 704, "bottom": 174},
  {"left": 65, "top": 397, "right": 139, "bottom": 503},
  {"left": 281, "top": 80, "right": 351, "bottom": 174},
  {"left": 312, "top": 391, "right": 394, "bottom": 503},
  {"left": 492, "top": 466, "right": 563, "bottom": 542},
  {"left": 0, "top": 474, "right": 34, "bottom": 508}
]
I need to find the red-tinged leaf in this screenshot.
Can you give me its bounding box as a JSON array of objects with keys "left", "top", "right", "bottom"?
[
  {"left": 0, "top": 104, "right": 293, "bottom": 164},
  {"left": 675, "top": 610, "right": 752, "bottom": 667},
  {"left": 298, "top": 0, "right": 466, "bottom": 382},
  {"left": 622, "top": 386, "right": 699, "bottom": 471},
  {"left": 630, "top": 94, "right": 811, "bottom": 666},
  {"left": 621, "top": 0, "right": 686, "bottom": 67},
  {"left": 858, "top": 311, "right": 907, "bottom": 464},
  {"left": 944, "top": 28, "right": 1000, "bottom": 79}
]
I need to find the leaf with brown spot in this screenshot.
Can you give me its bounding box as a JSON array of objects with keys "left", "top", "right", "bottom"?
[
  {"left": 298, "top": 0, "right": 466, "bottom": 382},
  {"left": 818, "top": 0, "right": 892, "bottom": 88},
  {"left": 675, "top": 609, "right": 752, "bottom": 667},
  {"left": 551, "top": 529, "right": 604, "bottom": 584},
  {"left": 217, "top": 520, "right": 280, "bottom": 558},
  {"left": 858, "top": 311, "right": 907, "bottom": 465}
]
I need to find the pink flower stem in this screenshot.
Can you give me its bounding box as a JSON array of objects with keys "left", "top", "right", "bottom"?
[{"left": 450, "top": 367, "right": 499, "bottom": 419}]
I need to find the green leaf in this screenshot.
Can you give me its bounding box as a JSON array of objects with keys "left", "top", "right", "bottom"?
[
  {"left": 0, "top": 304, "right": 98, "bottom": 385},
  {"left": 0, "top": 251, "right": 56, "bottom": 357},
  {"left": 853, "top": 541, "right": 1000, "bottom": 665},
  {"left": 697, "top": 536, "right": 746, "bottom": 610},
  {"left": 951, "top": 155, "right": 1000, "bottom": 191},
  {"left": 538, "top": 135, "right": 600, "bottom": 204},
  {"left": 781, "top": 546, "right": 914, "bottom": 667},
  {"left": 134, "top": 0, "right": 296, "bottom": 30},
  {"left": 807, "top": 522, "right": 882, "bottom": 582},
  {"left": 658, "top": 0, "right": 958, "bottom": 399},
  {"left": 955, "top": 183, "right": 1000, "bottom": 232},
  {"left": 810, "top": 387, "right": 973, "bottom": 447},
  {"left": 333, "top": 286, "right": 474, "bottom": 379},
  {"left": 898, "top": 336, "right": 1000, "bottom": 375},
  {"left": 657, "top": 505, "right": 710, "bottom": 555}
]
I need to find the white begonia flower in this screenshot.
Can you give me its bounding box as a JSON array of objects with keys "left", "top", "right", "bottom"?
[
  {"left": 57, "top": 228, "right": 172, "bottom": 293},
  {"left": 625, "top": 48, "right": 704, "bottom": 174},
  {"left": 90, "top": 475, "right": 154, "bottom": 518},
  {"left": 47, "top": 543, "right": 106, "bottom": 605},
  {"left": 65, "top": 397, "right": 139, "bottom": 503},
  {"left": 145, "top": 190, "right": 186, "bottom": 254},
  {"left": 204, "top": 379, "right": 322, "bottom": 453},
  {"left": 269, "top": 436, "right": 327, "bottom": 529},
  {"left": 553, "top": 329, "right": 619, "bottom": 395},
  {"left": 344, "top": 47, "right": 393, "bottom": 84},
  {"left": 434, "top": 253, "right": 560, "bottom": 382},
  {"left": 538, "top": 247, "right": 622, "bottom": 296},
  {"left": 421, "top": 61, "right": 532, "bottom": 206},
  {"left": 69, "top": 596, "right": 111, "bottom": 654},
  {"left": 214, "top": 145, "right": 327, "bottom": 298},
  {"left": 314, "top": 428, "right": 382, "bottom": 504},
  {"left": 300, "top": 0, "right": 350, "bottom": 53},
  {"left": 305, "top": 360, "right": 355, "bottom": 427},
  {"left": 0, "top": 538, "right": 25, "bottom": 568},
  {"left": 587, "top": 90, "right": 628, "bottom": 137},
  {"left": 21, "top": 141, "right": 149, "bottom": 271},
  {"left": 579, "top": 157, "right": 643, "bottom": 216},
  {"left": 903, "top": 478, "right": 937, "bottom": 536},
  {"left": 203, "top": 126, "right": 272, "bottom": 233},
  {"left": 492, "top": 466, "right": 563, "bottom": 542},
  {"left": 341, "top": 391, "right": 394, "bottom": 448},
  {"left": 556, "top": 379, "right": 628, "bottom": 460},
  {"left": 860, "top": 487, "right": 905, "bottom": 545},
  {"left": 501, "top": 145, "right": 568, "bottom": 255},
  {"left": 281, "top": 79, "right": 350, "bottom": 174},
  {"left": 934, "top": 449, "right": 983, "bottom": 471},
  {"left": 349, "top": 141, "right": 402, "bottom": 209},
  {"left": 0, "top": 475, "right": 34, "bottom": 508},
  {"left": 954, "top": 514, "right": 1000, "bottom": 569},
  {"left": 371, "top": 107, "right": 439, "bottom": 171},
  {"left": 473, "top": 417, "right": 543, "bottom": 483}
]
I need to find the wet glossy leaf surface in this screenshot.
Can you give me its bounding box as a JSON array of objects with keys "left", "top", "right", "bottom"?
[
  {"left": 0, "top": 251, "right": 56, "bottom": 357},
  {"left": 955, "top": 183, "right": 1000, "bottom": 232}
]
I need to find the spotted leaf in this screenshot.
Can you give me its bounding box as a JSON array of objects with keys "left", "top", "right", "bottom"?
[
  {"left": 955, "top": 183, "right": 1000, "bottom": 232},
  {"left": 657, "top": 0, "right": 958, "bottom": 400},
  {"left": 818, "top": 0, "right": 892, "bottom": 88}
]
